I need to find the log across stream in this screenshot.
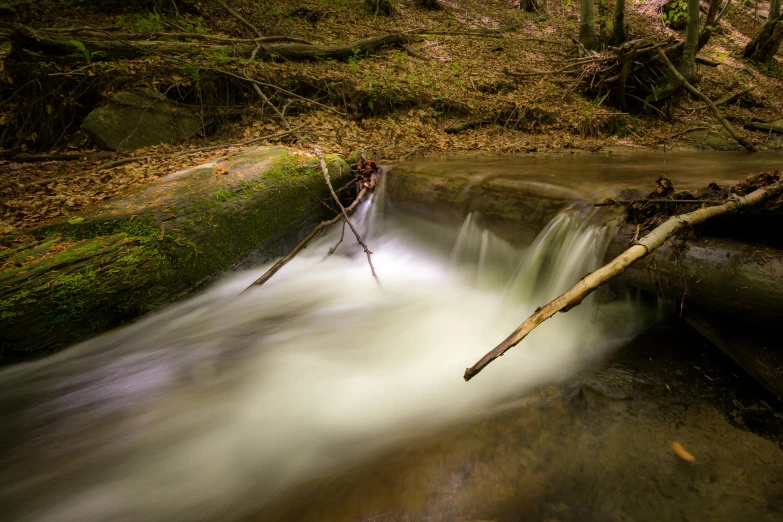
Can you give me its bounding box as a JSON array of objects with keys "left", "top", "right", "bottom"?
[
  {"left": 387, "top": 153, "right": 783, "bottom": 398},
  {"left": 0, "top": 152, "right": 781, "bottom": 521}
]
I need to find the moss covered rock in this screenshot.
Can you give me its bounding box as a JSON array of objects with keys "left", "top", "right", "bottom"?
[
  {"left": 0, "top": 146, "right": 351, "bottom": 359},
  {"left": 81, "top": 87, "right": 202, "bottom": 151}
]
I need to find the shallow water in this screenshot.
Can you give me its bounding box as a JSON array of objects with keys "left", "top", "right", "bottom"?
[
  {"left": 392, "top": 150, "right": 783, "bottom": 198},
  {"left": 1, "top": 161, "right": 781, "bottom": 522}
]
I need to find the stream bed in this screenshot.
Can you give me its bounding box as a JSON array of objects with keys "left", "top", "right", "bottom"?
[{"left": 1, "top": 154, "right": 782, "bottom": 522}]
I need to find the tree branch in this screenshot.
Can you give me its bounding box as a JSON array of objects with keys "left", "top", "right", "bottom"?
[
  {"left": 464, "top": 179, "right": 783, "bottom": 381},
  {"left": 656, "top": 50, "right": 757, "bottom": 152},
  {"left": 317, "top": 149, "right": 380, "bottom": 285}
]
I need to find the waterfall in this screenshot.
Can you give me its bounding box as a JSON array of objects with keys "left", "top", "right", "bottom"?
[{"left": 0, "top": 188, "right": 652, "bottom": 522}]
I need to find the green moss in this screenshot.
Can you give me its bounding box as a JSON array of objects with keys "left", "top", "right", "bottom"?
[{"left": 1, "top": 149, "right": 351, "bottom": 357}]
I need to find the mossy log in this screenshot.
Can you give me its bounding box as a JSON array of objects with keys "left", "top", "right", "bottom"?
[
  {"left": 0, "top": 147, "right": 351, "bottom": 360},
  {"left": 385, "top": 163, "right": 588, "bottom": 246},
  {"left": 11, "top": 26, "right": 413, "bottom": 62},
  {"left": 606, "top": 226, "right": 783, "bottom": 327}
]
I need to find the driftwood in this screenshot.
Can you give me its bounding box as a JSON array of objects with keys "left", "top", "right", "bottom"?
[
  {"left": 11, "top": 153, "right": 81, "bottom": 162},
  {"left": 463, "top": 180, "right": 783, "bottom": 381},
  {"left": 656, "top": 50, "right": 757, "bottom": 152},
  {"left": 242, "top": 176, "right": 376, "bottom": 292},
  {"left": 606, "top": 225, "right": 783, "bottom": 326},
  {"left": 317, "top": 151, "right": 380, "bottom": 284},
  {"left": 12, "top": 26, "right": 414, "bottom": 62},
  {"left": 38, "top": 30, "right": 313, "bottom": 44}
]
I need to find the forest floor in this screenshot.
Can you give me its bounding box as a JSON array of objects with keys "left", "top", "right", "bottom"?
[{"left": 0, "top": 0, "right": 782, "bottom": 234}]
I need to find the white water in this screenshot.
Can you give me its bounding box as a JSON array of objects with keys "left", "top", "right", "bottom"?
[{"left": 0, "top": 182, "right": 653, "bottom": 521}]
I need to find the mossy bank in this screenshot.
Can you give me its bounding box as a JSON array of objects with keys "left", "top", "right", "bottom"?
[{"left": 0, "top": 147, "right": 351, "bottom": 360}]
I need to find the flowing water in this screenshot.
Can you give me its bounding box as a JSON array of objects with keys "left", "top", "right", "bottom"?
[{"left": 1, "top": 164, "right": 781, "bottom": 522}]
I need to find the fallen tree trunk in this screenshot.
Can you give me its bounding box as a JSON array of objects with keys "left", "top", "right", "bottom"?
[
  {"left": 0, "top": 147, "right": 351, "bottom": 360},
  {"left": 744, "top": 120, "right": 783, "bottom": 134},
  {"left": 463, "top": 179, "right": 783, "bottom": 381},
  {"left": 11, "top": 26, "right": 414, "bottom": 61},
  {"left": 606, "top": 225, "right": 783, "bottom": 326}
]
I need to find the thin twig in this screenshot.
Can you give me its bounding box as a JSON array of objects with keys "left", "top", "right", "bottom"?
[
  {"left": 240, "top": 176, "right": 376, "bottom": 292},
  {"left": 656, "top": 49, "right": 757, "bottom": 152},
  {"left": 626, "top": 92, "right": 668, "bottom": 119},
  {"left": 214, "top": 0, "right": 263, "bottom": 38},
  {"left": 244, "top": 42, "right": 290, "bottom": 129},
  {"left": 659, "top": 126, "right": 710, "bottom": 141},
  {"left": 594, "top": 198, "right": 719, "bottom": 206},
  {"left": 328, "top": 221, "right": 347, "bottom": 256},
  {"left": 317, "top": 149, "right": 380, "bottom": 285}
]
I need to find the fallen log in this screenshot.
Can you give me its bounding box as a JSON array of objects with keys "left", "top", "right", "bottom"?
[
  {"left": 0, "top": 147, "right": 352, "bottom": 359},
  {"left": 744, "top": 120, "right": 783, "bottom": 134},
  {"left": 464, "top": 178, "right": 783, "bottom": 381},
  {"left": 11, "top": 26, "right": 414, "bottom": 62},
  {"left": 606, "top": 225, "right": 783, "bottom": 326},
  {"left": 444, "top": 119, "right": 491, "bottom": 134}
]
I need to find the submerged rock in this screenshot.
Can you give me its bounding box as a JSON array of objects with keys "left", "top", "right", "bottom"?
[
  {"left": 81, "top": 87, "right": 201, "bottom": 151},
  {"left": 0, "top": 147, "right": 351, "bottom": 358}
]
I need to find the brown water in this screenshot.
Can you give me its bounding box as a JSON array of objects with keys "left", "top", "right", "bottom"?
[{"left": 392, "top": 151, "right": 783, "bottom": 198}]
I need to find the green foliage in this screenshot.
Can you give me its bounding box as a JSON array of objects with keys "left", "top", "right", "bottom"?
[
  {"left": 662, "top": 0, "right": 688, "bottom": 27},
  {"left": 0, "top": 3, "right": 16, "bottom": 12},
  {"left": 119, "top": 12, "right": 164, "bottom": 33},
  {"left": 69, "top": 40, "right": 104, "bottom": 64},
  {"left": 180, "top": 17, "right": 209, "bottom": 34}
]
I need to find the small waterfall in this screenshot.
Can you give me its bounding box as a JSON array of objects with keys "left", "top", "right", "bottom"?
[{"left": 0, "top": 192, "right": 652, "bottom": 522}]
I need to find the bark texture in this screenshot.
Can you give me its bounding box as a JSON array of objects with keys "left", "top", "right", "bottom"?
[
  {"left": 680, "top": 0, "right": 700, "bottom": 80},
  {"left": 743, "top": 15, "right": 783, "bottom": 62},
  {"left": 612, "top": 0, "right": 627, "bottom": 46},
  {"left": 698, "top": 0, "right": 723, "bottom": 50},
  {"left": 11, "top": 26, "right": 413, "bottom": 62},
  {"left": 579, "top": 0, "right": 599, "bottom": 51},
  {"left": 0, "top": 148, "right": 351, "bottom": 359}
]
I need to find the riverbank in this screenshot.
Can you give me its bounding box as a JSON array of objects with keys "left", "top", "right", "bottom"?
[{"left": 1, "top": 0, "right": 782, "bottom": 234}]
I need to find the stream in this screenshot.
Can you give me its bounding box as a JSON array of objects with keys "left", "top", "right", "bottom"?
[{"left": 1, "top": 154, "right": 782, "bottom": 522}]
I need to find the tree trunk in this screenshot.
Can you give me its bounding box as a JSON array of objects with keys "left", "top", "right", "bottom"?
[
  {"left": 0, "top": 149, "right": 352, "bottom": 360},
  {"left": 612, "top": 0, "right": 627, "bottom": 46},
  {"left": 771, "top": 0, "right": 781, "bottom": 18},
  {"left": 519, "top": 0, "right": 540, "bottom": 12},
  {"left": 680, "top": 0, "right": 700, "bottom": 80},
  {"left": 11, "top": 26, "right": 413, "bottom": 62},
  {"left": 579, "top": 0, "right": 600, "bottom": 51},
  {"left": 698, "top": 0, "right": 723, "bottom": 50},
  {"left": 743, "top": 15, "right": 783, "bottom": 62},
  {"left": 606, "top": 226, "right": 783, "bottom": 326}
]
